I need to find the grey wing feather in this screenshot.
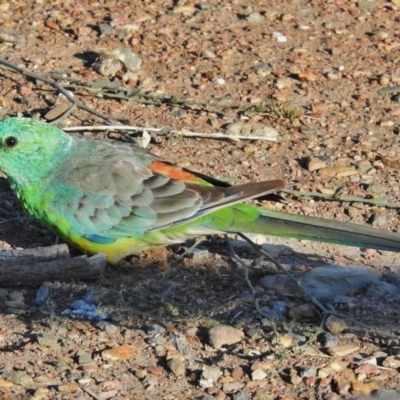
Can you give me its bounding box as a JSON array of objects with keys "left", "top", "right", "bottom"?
[{"left": 48, "top": 137, "right": 284, "bottom": 239}]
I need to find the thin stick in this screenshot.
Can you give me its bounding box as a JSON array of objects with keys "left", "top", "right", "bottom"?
[
  {"left": 282, "top": 189, "right": 400, "bottom": 209},
  {"left": 225, "top": 234, "right": 278, "bottom": 332},
  {"left": 0, "top": 58, "right": 120, "bottom": 125},
  {"left": 236, "top": 232, "right": 335, "bottom": 316},
  {"left": 63, "top": 125, "right": 278, "bottom": 142}
]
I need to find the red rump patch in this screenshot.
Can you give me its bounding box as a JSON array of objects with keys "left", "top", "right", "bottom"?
[{"left": 148, "top": 161, "right": 201, "bottom": 182}]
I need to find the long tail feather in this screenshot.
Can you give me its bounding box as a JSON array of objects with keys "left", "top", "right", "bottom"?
[
  {"left": 218, "top": 204, "right": 400, "bottom": 252},
  {"left": 255, "top": 209, "right": 400, "bottom": 252}
]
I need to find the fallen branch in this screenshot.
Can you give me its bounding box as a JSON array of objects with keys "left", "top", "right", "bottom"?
[
  {"left": 0, "top": 244, "right": 69, "bottom": 263},
  {"left": 0, "top": 248, "right": 106, "bottom": 286}
]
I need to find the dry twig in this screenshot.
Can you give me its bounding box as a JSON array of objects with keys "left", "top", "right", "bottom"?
[{"left": 63, "top": 124, "right": 278, "bottom": 142}]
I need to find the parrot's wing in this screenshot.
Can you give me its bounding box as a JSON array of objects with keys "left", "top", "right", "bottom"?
[{"left": 49, "top": 141, "right": 284, "bottom": 242}]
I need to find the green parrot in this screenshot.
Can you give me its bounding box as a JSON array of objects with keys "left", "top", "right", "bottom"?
[{"left": 0, "top": 117, "right": 399, "bottom": 264}]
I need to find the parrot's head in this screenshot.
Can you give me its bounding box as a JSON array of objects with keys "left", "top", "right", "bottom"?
[{"left": 0, "top": 117, "right": 71, "bottom": 186}]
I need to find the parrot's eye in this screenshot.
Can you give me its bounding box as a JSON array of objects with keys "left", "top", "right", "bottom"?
[{"left": 3, "top": 136, "right": 18, "bottom": 148}]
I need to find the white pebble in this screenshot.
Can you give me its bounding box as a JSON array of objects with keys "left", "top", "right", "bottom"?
[
  {"left": 212, "top": 78, "right": 226, "bottom": 85},
  {"left": 272, "top": 31, "right": 287, "bottom": 42}
]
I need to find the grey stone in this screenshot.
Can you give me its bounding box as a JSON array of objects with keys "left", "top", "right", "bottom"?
[
  {"left": 169, "top": 332, "right": 191, "bottom": 360},
  {"left": 167, "top": 357, "right": 185, "bottom": 376},
  {"left": 96, "top": 321, "right": 118, "bottom": 335},
  {"left": 259, "top": 274, "right": 298, "bottom": 295},
  {"left": 367, "top": 183, "right": 387, "bottom": 195},
  {"left": 371, "top": 214, "right": 387, "bottom": 227},
  {"left": 319, "top": 332, "right": 339, "bottom": 348},
  {"left": 299, "top": 367, "right": 317, "bottom": 378},
  {"left": 2, "top": 370, "right": 33, "bottom": 386},
  {"left": 244, "top": 327, "right": 260, "bottom": 338},
  {"left": 142, "top": 376, "right": 158, "bottom": 387},
  {"left": 201, "top": 366, "right": 223, "bottom": 382},
  {"left": 98, "top": 23, "right": 115, "bottom": 36},
  {"left": 199, "top": 378, "right": 214, "bottom": 389},
  {"left": 147, "top": 323, "right": 166, "bottom": 336},
  {"left": 147, "top": 336, "right": 167, "bottom": 346},
  {"left": 300, "top": 264, "right": 381, "bottom": 301},
  {"left": 76, "top": 349, "right": 94, "bottom": 365},
  {"left": 247, "top": 12, "right": 265, "bottom": 25},
  {"left": 37, "top": 333, "right": 58, "bottom": 348},
  {"left": 233, "top": 392, "right": 251, "bottom": 400}
]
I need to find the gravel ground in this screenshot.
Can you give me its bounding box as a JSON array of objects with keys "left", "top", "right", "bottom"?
[{"left": 1, "top": 0, "right": 400, "bottom": 399}]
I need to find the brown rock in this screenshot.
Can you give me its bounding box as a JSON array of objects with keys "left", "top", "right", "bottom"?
[
  {"left": 250, "top": 360, "right": 275, "bottom": 371},
  {"left": 57, "top": 383, "right": 79, "bottom": 394},
  {"left": 135, "top": 369, "right": 147, "bottom": 379},
  {"left": 147, "top": 366, "right": 163, "bottom": 375},
  {"left": 325, "top": 315, "right": 348, "bottom": 335},
  {"left": 308, "top": 157, "right": 327, "bottom": 171},
  {"left": 244, "top": 379, "right": 268, "bottom": 390},
  {"left": 222, "top": 382, "right": 245, "bottom": 392},
  {"left": 231, "top": 366, "right": 244, "bottom": 380},
  {"left": 101, "top": 344, "right": 136, "bottom": 361},
  {"left": 320, "top": 166, "right": 358, "bottom": 178},
  {"left": 328, "top": 345, "right": 359, "bottom": 357},
  {"left": 98, "top": 380, "right": 121, "bottom": 391},
  {"left": 208, "top": 325, "right": 244, "bottom": 349},
  {"left": 354, "top": 364, "right": 379, "bottom": 375},
  {"left": 98, "top": 389, "right": 119, "bottom": 399},
  {"left": 288, "top": 303, "right": 318, "bottom": 320}
]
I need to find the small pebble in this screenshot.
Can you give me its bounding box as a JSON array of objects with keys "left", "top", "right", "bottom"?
[
  {"left": 371, "top": 214, "right": 386, "bottom": 227},
  {"left": 135, "top": 369, "right": 147, "bottom": 379},
  {"left": 233, "top": 392, "right": 251, "bottom": 400},
  {"left": 231, "top": 366, "right": 244, "bottom": 380},
  {"left": 247, "top": 12, "right": 265, "bottom": 25},
  {"left": 202, "top": 366, "right": 223, "bottom": 382},
  {"left": 96, "top": 321, "right": 118, "bottom": 335},
  {"left": 147, "top": 324, "right": 166, "bottom": 336},
  {"left": 167, "top": 355, "right": 185, "bottom": 376},
  {"left": 300, "top": 367, "right": 317, "bottom": 378},
  {"left": 328, "top": 345, "right": 359, "bottom": 357},
  {"left": 272, "top": 31, "right": 287, "bottom": 42},
  {"left": 319, "top": 332, "right": 339, "bottom": 348},
  {"left": 76, "top": 349, "right": 94, "bottom": 365},
  {"left": 251, "top": 369, "right": 267, "bottom": 380},
  {"left": 308, "top": 157, "right": 327, "bottom": 171},
  {"left": 325, "top": 315, "right": 348, "bottom": 335},
  {"left": 290, "top": 374, "right": 302, "bottom": 385},
  {"left": 37, "top": 333, "right": 58, "bottom": 348},
  {"left": 223, "top": 382, "right": 245, "bottom": 392},
  {"left": 382, "top": 355, "right": 400, "bottom": 369}
]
